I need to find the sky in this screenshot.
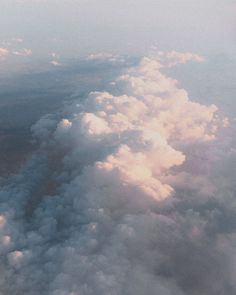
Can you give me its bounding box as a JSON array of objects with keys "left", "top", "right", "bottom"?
[
  {"left": 0, "top": 0, "right": 236, "bottom": 64},
  {"left": 0, "top": 1, "right": 236, "bottom": 295}
]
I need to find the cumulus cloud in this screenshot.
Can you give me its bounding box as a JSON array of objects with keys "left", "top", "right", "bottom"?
[
  {"left": 154, "top": 51, "right": 205, "bottom": 67},
  {"left": 0, "top": 52, "right": 235, "bottom": 295}
]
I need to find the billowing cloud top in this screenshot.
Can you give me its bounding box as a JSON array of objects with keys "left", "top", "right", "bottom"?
[{"left": 0, "top": 52, "right": 235, "bottom": 295}]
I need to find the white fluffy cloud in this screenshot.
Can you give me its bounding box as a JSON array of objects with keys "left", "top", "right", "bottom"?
[{"left": 0, "top": 52, "right": 235, "bottom": 295}]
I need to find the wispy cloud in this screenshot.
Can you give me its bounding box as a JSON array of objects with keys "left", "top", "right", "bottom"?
[
  {"left": 50, "top": 52, "right": 62, "bottom": 66},
  {"left": 12, "top": 48, "right": 32, "bottom": 56}
]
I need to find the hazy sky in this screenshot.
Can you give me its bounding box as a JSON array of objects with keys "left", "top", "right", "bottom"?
[{"left": 0, "top": 0, "right": 236, "bottom": 61}]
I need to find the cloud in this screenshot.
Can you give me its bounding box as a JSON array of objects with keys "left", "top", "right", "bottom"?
[
  {"left": 50, "top": 52, "right": 62, "bottom": 66},
  {"left": 0, "top": 48, "right": 9, "bottom": 58},
  {"left": 12, "top": 38, "right": 24, "bottom": 43},
  {"left": 0, "top": 52, "right": 235, "bottom": 295},
  {"left": 87, "top": 53, "right": 125, "bottom": 63},
  {"left": 50, "top": 60, "right": 61, "bottom": 66},
  {"left": 153, "top": 51, "right": 205, "bottom": 67},
  {"left": 0, "top": 40, "right": 32, "bottom": 61},
  {"left": 13, "top": 48, "right": 32, "bottom": 56}
]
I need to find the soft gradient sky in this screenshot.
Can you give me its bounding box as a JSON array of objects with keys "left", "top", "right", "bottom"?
[{"left": 0, "top": 0, "right": 236, "bottom": 61}]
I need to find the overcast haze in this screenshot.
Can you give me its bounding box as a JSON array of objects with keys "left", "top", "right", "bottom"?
[{"left": 1, "top": 0, "right": 236, "bottom": 60}]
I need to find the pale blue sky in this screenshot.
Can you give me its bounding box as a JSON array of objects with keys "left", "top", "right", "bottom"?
[{"left": 0, "top": 0, "right": 235, "bottom": 61}]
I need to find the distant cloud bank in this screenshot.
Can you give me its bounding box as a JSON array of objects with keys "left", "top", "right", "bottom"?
[{"left": 0, "top": 38, "right": 32, "bottom": 60}]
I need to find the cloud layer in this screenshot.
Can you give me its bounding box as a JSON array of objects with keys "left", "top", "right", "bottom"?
[{"left": 0, "top": 52, "right": 235, "bottom": 295}]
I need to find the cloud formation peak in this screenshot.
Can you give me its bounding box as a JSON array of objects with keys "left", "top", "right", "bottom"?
[{"left": 0, "top": 52, "right": 235, "bottom": 295}]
